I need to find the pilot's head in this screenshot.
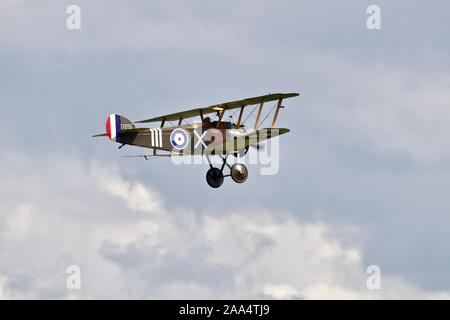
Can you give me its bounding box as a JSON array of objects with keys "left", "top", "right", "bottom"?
[{"left": 204, "top": 117, "right": 211, "bottom": 123}]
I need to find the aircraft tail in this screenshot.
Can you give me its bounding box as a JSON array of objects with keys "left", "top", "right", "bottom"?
[{"left": 105, "top": 114, "right": 135, "bottom": 141}]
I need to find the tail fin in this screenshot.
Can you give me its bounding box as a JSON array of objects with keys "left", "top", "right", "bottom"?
[{"left": 106, "top": 114, "right": 135, "bottom": 141}]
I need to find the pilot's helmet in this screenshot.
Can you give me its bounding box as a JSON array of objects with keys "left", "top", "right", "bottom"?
[{"left": 204, "top": 117, "right": 211, "bottom": 123}]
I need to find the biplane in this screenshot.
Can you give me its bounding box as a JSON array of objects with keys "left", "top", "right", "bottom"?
[{"left": 93, "top": 93, "right": 299, "bottom": 188}]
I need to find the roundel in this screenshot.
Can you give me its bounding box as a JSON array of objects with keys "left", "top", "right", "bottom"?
[{"left": 170, "top": 128, "right": 189, "bottom": 150}]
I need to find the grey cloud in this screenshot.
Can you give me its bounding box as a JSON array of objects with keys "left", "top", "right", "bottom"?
[{"left": 1, "top": 0, "right": 450, "bottom": 298}]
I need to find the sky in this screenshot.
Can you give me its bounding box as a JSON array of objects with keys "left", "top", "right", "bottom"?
[{"left": 1, "top": 0, "right": 450, "bottom": 299}]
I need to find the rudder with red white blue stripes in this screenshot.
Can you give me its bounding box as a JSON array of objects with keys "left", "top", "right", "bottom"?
[{"left": 105, "top": 114, "right": 135, "bottom": 142}]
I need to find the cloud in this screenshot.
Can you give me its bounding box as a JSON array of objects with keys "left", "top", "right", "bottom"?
[
  {"left": 2, "top": 0, "right": 450, "bottom": 299},
  {"left": 3, "top": 0, "right": 450, "bottom": 167},
  {"left": 92, "top": 163, "right": 162, "bottom": 213},
  {"left": 3, "top": 204, "right": 34, "bottom": 240},
  {"left": 272, "top": 52, "right": 450, "bottom": 166},
  {"left": 0, "top": 276, "right": 11, "bottom": 299},
  {"left": 0, "top": 151, "right": 448, "bottom": 299},
  {"left": 327, "top": 64, "right": 450, "bottom": 165},
  {"left": 263, "top": 284, "right": 299, "bottom": 300},
  {"left": 0, "top": 0, "right": 243, "bottom": 55}
]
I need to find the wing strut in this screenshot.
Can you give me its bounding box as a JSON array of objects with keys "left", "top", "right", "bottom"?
[
  {"left": 236, "top": 106, "right": 245, "bottom": 128},
  {"left": 271, "top": 98, "right": 283, "bottom": 128},
  {"left": 253, "top": 101, "right": 264, "bottom": 129}
]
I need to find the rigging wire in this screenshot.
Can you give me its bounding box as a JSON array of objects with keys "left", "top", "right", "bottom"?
[
  {"left": 257, "top": 102, "right": 277, "bottom": 129},
  {"left": 228, "top": 108, "right": 239, "bottom": 122},
  {"left": 241, "top": 105, "right": 258, "bottom": 126}
]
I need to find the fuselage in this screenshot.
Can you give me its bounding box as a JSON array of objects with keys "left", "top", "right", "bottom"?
[{"left": 118, "top": 121, "right": 251, "bottom": 155}]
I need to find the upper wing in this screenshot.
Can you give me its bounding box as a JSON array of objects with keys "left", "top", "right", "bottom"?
[{"left": 136, "top": 92, "right": 299, "bottom": 123}]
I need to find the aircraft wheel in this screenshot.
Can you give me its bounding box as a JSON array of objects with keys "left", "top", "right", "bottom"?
[
  {"left": 206, "top": 168, "right": 224, "bottom": 188},
  {"left": 230, "top": 164, "right": 248, "bottom": 183}
]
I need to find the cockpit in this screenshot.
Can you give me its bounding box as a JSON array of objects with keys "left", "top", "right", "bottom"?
[{"left": 202, "top": 117, "right": 240, "bottom": 129}]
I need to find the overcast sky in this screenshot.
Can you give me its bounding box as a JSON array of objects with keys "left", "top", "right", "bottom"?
[{"left": 1, "top": 0, "right": 450, "bottom": 299}]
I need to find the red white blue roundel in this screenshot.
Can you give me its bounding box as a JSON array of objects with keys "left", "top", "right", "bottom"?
[{"left": 170, "top": 128, "right": 189, "bottom": 150}]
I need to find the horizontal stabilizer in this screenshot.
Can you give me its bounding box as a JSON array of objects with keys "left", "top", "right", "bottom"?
[
  {"left": 124, "top": 152, "right": 183, "bottom": 159},
  {"left": 92, "top": 133, "right": 108, "bottom": 138},
  {"left": 92, "top": 128, "right": 149, "bottom": 138},
  {"left": 120, "top": 128, "right": 149, "bottom": 134}
]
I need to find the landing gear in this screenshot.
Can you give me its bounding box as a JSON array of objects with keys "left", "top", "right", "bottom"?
[
  {"left": 206, "top": 167, "right": 224, "bottom": 188},
  {"left": 205, "top": 155, "right": 248, "bottom": 188},
  {"left": 230, "top": 163, "right": 248, "bottom": 183},
  {"left": 233, "top": 147, "right": 249, "bottom": 158}
]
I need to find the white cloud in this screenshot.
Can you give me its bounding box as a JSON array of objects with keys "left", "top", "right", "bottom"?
[
  {"left": 0, "top": 151, "right": 448, "bottom": 299},
  {"left": 0, "top": 276, "right": 11, "bottom": 299},
  {"left": 4, "top": 204, "right": 33, "bottom": 240},
  {"left": 263, "top": 284, "right": 299, "bottom": 300},
  {"left": 92, "top": 163, "right": 162, "bottom": 213}
]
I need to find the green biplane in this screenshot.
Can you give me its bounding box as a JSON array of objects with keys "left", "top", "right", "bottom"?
[{"left": 94, "top": 92, "right": 300, "bottom": 188}]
